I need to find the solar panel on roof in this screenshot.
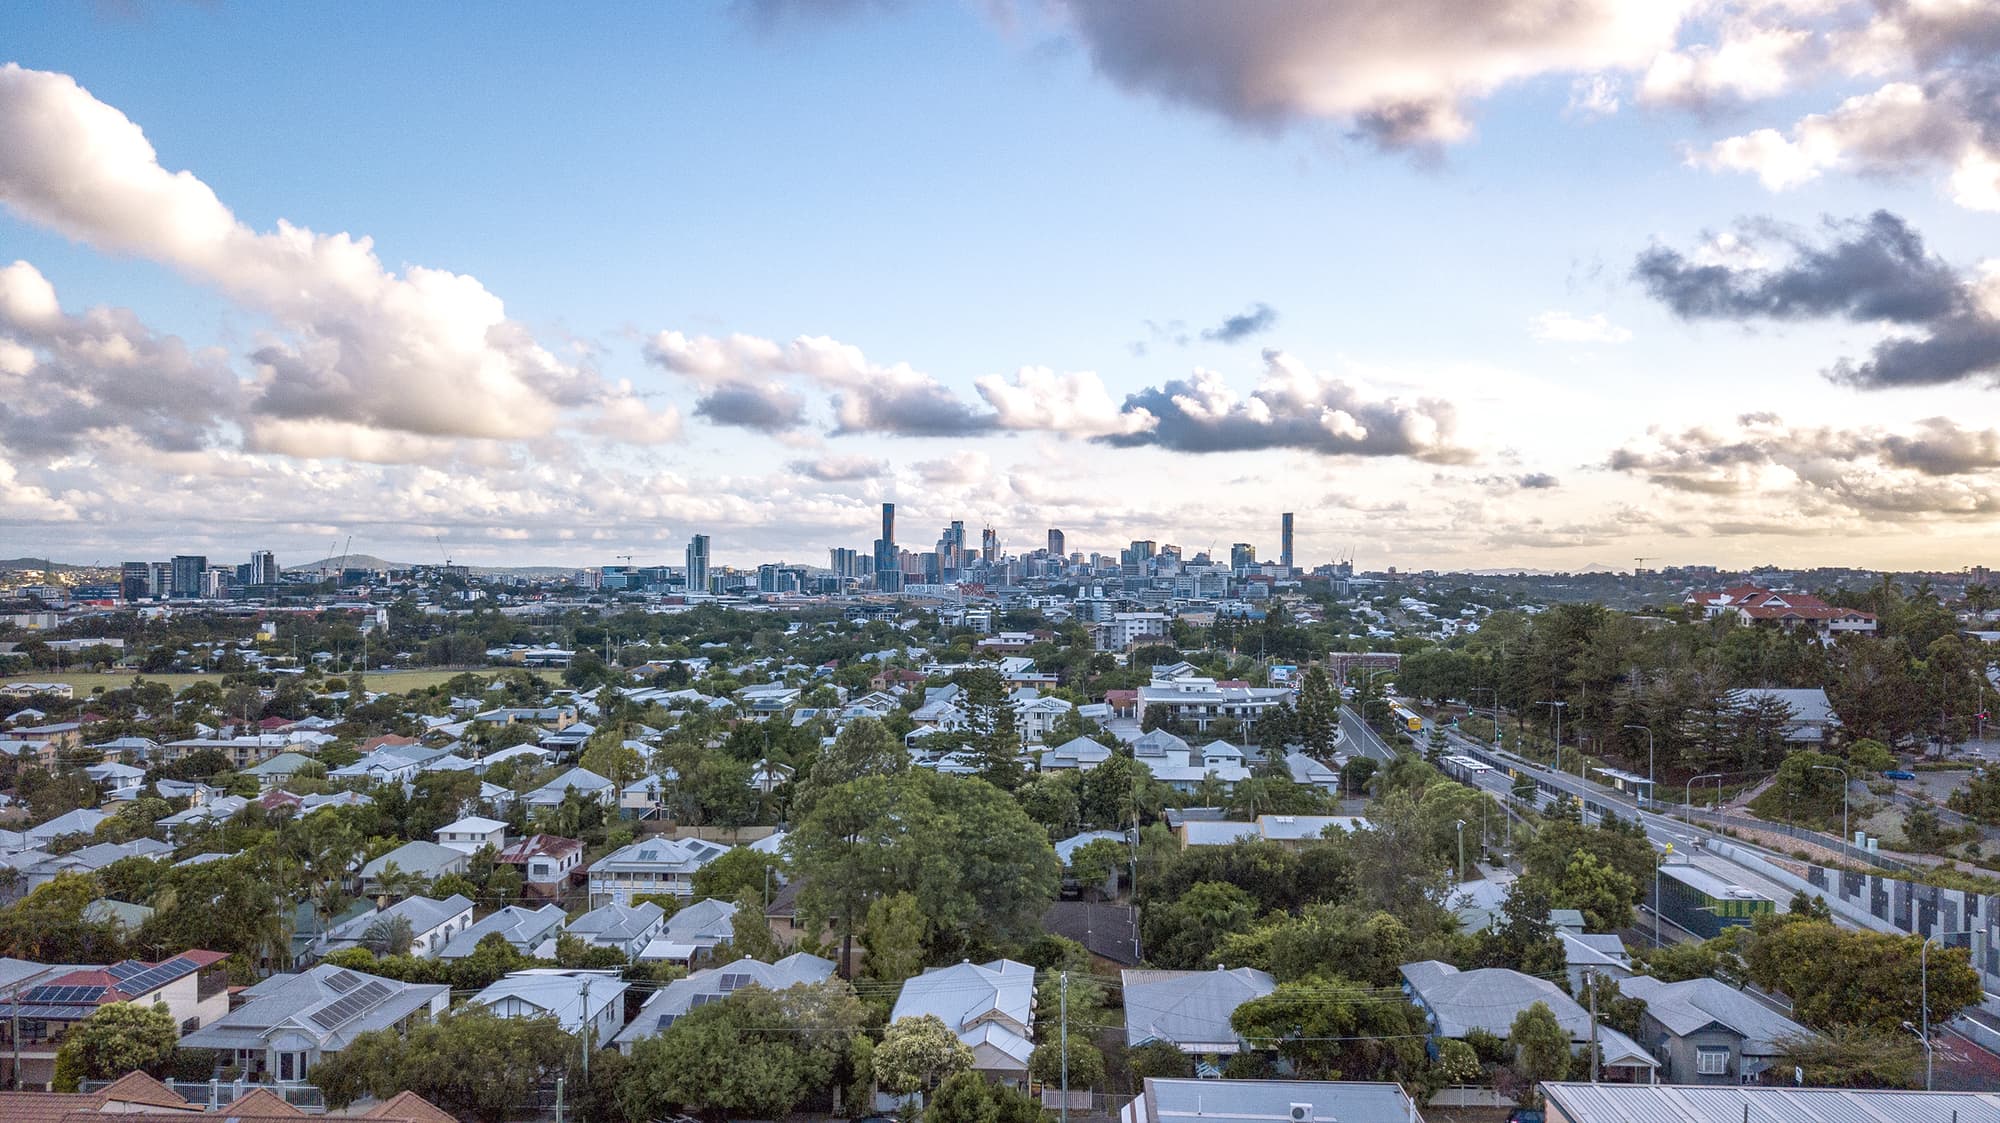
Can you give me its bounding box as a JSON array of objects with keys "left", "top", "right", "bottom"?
[
  {"left": 655, "top": 1014, "right": 677, "bottom": 1029},
  {"left": 718, "top": 973, "right": 749, "bottom": 992},
  {"left": 688, "top": 993, "right": 719, "bottom": 1008},
  {"left": 324, "top": 970, "right": 363, "bottom": 993}
]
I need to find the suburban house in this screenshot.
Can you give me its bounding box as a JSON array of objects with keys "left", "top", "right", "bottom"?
[
  {"left": 565, "top": 901, "right": 666, "bottom": 960},
  {"left": 1040, "top": 736, "right": 1114, "bottom": 772},
  {"left": 1177, "top": 814, "right": 1370, "bottom": 848},
  {"left": 470, "top": 969, "right": 629, "bottom": 1044},
  {"left": 437, "top": 904, "right": 567, "bottom": 960},
  {"left": 180, "top": 964, "right": 449, "bottom": 1084},
  {"left": 320, "top": 895, "right": 474, "bottom": 959},
  {"left": 0, "top": 951, "right": 232, "bottom": 1088},
  {"left": 611, "top": 953, "right": 836, "bottom": 1054},
  {"left": 1120, "top": 1078, "right": 1419, "bottom": 1123},
  {"left": 242, "top": 752, "right": 318, "bottom": 791},
  {"left": 640, "top": 897, "right": 738, "bottom": 963},
  {"left": 587, "top": 837, "right": 731, "bottom": 906},
  {"left": 524, "top": 766, "right": 617, "bottom": 809},
  {"left": 1688, "top": 586, "right": 1878, "bottom": 638},
  {"left": 1400, "top": 961, "right": 1659, "bottom": 1082},
  {"left": 1130, "top": 729, "right": 1252, "bottom": 792},
  {"left": 358, "top": 841, "right": 470, "bottom": 895},
  {"left": 1618, "top": 975, "right": 1813, "bottom": 1084},
  {"left": 748, "top": 759, "right": 794, "bottom": 794},
  {"left": 495, "top": 834, "right": 585, "bottom": 900},
  {"left": 889, "top": 959, "right": 1036, "bottom": 1082},
  {"left": 1539, "top": 1083, "right": 2000, "bottom": 1123},
  {"left": 0, "top": 1070, "right": 213, "bottom": 1118},
  {"left": 1133, "top": 663, "right": 1294, "bottom": 736},
  {"left": 1013, "top": 693, "right": 1075, "bottom": 744},
  {"left": 433, "top": 815, "right": 508, "bottom": 855},
  {"left": 1722, "top": 687, "right": 1842, "bottom": 747},
  {"left": 1121, "top": 967, "right": 1277, "bottom": 1055}
]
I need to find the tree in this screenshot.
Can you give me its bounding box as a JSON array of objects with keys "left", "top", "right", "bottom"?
[
  {"left": 795, "top": 717, "right": 906, "bottom": 817},
  {"left": 313, "top": 1005, "right": 575, "bottom": 1123},
  {"left": 1509, "top": 1000, "right": 1572, "bottom": 1091},
  {"left": 1126, "top": 1040, "right": 1193, "bottom": 1080},
  {"left": 729, "top": 887, "right": 783, "bottom": 962},
  {"left": 1067, "top": 838, "right": 1126, "bottom": 898},
  {"left": 1296, "top": 665, "right": 1338, "bottom": 755},
  {"left": 52, "top": 1002, "right": 177, "bottom": 1089},
  {"left": 1542, "top": 851, "right": 1636, "bottom": 931},
  {"left": 1141, "top": 880, "right": 1257, "bottom": 968},
  {"left": 1778, "top": 1026, "right": 1923, "bottom": 1088},
  {"left": 1342, "top": 756, "right": 1377, "bottom": 796},
  {"left": 874, "top": 1014, "right": 975, "bottom": 1096},
  {"left": 925, "top": 1069, "right": 1048, "bottom": 1123},
  {"left": 616, "top": 982, "right": 866, "bottom": 1121},
  {"left": 691, "top": 846, "right": 784, "bottom": 902},
  {"left": 360, "top": 914, "right": 416, "bottom": 957},
  {"left": 862, "top": 892, "right": 926, "bottom": 987},
  {"left": 1029, "top": 1037, "right": 1106, "bottom": 1089},
  {"left": 1229, "top": 974, "right": 1427, "bottom": 1079},
  {"left": 1743, "top": 918, "right": 1982, "bottom": 1034}
]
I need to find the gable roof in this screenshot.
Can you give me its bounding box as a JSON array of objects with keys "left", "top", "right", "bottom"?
[
  {"left": 1122, "top": 967, "right": 1276, "bottom": 1050},
  {"left": 1619, "top": 975, "right": 1812, "bottom": 1054},
  {"left": 890, "top": 959, "right": 1034, "bottom": 1036},
  {"left": 219, "top": 1088, "right": 306, "bottom": 1116},
  {"left": 360, "top": 1090, "right": 461, "bottom": 1123},
  {"left": 180, "top": 965, "right": 448, "bottom": 1053}
]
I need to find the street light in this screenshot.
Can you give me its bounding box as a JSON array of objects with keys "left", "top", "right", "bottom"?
[
  {"left": 1623, "top": 724, "right": 1656, "bottom": 810},
  {"left": 1902, "top": 1020, "right": 1933, "bottom": 1087},
  {"left": 1920, "top": 929, "right": 1981, "bottom": 1090},
  {"left": 1454, "top": 819, "right": 1468, "bottom": 881},
  {"left": 1653, "top": 843, "right": 1675, "bottom": 948},
  {"left": 1810, "top": 764, "right": 1850, "bottom": 845},
  {"left": 1686, "top": 772, "right": 1724, "bottom": 828},
  {"left": 1539, "top": 700, "right": 1568, "bottom": 773}
]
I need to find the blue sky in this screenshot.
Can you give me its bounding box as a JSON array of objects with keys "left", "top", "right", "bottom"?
[{"left": 2, "top": 1, "right": 1999, "bottom": 571}]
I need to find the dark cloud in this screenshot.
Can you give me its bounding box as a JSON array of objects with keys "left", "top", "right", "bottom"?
[
  {"left": 786, "top": 454, "right": 885, "bottom": 482},
  {"left": 693, "top": 382, "right": 808, "bottom": 432},
  {"left": 1516, "top": 472, "right": 1560, "bottom": 489},
  {"left": 1634, "top": 211, "right": 2000, "bottom": 388},
  {"left": 1201, "top": 302, "right": 1279, "bottom": 343},
  {"left": 1094, "top": 350, "right": 1470, "bottom": 462}
]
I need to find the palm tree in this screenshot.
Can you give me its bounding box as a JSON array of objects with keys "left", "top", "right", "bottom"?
[
  {"left": 360, "top": 914, "right": 415, "bottom": 957},
  {"left": 370, "top": 861, "right": 429, "bottom": 906}
]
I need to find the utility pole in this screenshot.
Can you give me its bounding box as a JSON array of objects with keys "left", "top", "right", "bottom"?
[
  {"left": 579, "top": 977, "right": 592, "bottom": 1091},
  {"left": 1586, "top": 969, "right": 1600, "bottom": 1082},
  {"left": 1059, "top": 970, "right": 1070, "bottom": 1123}
]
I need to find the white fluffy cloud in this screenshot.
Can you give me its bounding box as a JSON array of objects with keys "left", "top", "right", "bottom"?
[
  {"left": 1059, "top": 0, "right": 1693, "bottom": 146},
  {"left": 973, "top": 366, "right": 1153, "bottom": 437},
  {"left": 0, "top": 64, "right": 678, "bottom": 453},
  {"left": 1697, "top": 80, "right": 2000, "bottom": 208}
]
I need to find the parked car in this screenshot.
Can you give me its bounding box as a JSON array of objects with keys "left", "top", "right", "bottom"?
[{"left": 1883, "top": 769, "right": 1917, "bottom": 780}]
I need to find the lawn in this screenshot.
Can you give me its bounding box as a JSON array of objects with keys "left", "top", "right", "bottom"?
[{"left": 3, "top": 667, "right": 557, "bottom": 696}]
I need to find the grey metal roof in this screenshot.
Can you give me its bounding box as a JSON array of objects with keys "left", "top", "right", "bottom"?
[
  {"left": 437, "top": 904, "right": 566, "bottom": 959},
  {"left": 1543, "top": 1083, "right": 2000, "bottom": 1123},
  {"left": 180, "top": 965, "right": 447, "bottom": 1052},
  {"left": 611, "top": 952, "right": 835, "bottom": 1048},
  {"left": 1618, "top": 976, "right": 1811, "bottom": 1054},
  {"left": 324, "top": 894, "right": 471, "bottom": 944},
  {"left": 359, "top": 840, "right": 468, "bottom": 880},
  {"left": 662, "top": 897, "right": 736, "bottom": 941},
  {"left": 568, "top": 900, "right": 665, "bottom": 943},
  {"left": 1122, "top": 967, "right": 1276, "bottom": 1050},
  {"left": 1131, "top": 1077, "right": 1417, "bottom": 1123},
  {"left": 1400, "top": 961, "right": 1657, "bottom": 1069}
]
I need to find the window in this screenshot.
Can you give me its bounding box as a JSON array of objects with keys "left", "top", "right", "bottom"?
[{"left": 1696, "top": 1047, "right": 1730, "bottom": 1076}]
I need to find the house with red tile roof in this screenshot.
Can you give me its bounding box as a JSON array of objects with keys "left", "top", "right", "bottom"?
[
  {"left": 0, "top": 952, "right": 230, "bottom": 1089},
  {"left": 1687, "top": 585, "right": 1877, "bottom": 638}
]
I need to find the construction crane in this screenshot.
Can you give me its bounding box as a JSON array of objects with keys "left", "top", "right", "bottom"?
[
  {"left": 1633, "top": 556, "right": 1652, "bottom": 573},
  {"left": 435, "top": 535, "right": 452, "bottom": 568}
]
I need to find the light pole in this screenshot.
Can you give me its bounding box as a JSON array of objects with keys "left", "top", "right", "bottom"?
[
  {"left": 1539, "top": 700, "right": 1568, "bottom": 773},
  {"left": 1810, "top": 764, "right": 1850, "bottom": 845},
  {"left": 1623, "top": 724, "right": 1656, "bottom": 809},
  {"left": 1902, "top": 1020, "right": 1933, "bottom": 1088},
  {"left": 1686, "top": 772, "right": 1724, "bottom": 828},
  {"left": 1455, "top": 819, "right": 1468, "bottom": 881},
  {"left": 1654, "top": 843, "right": 1674, "bottom": 948},
  {"left": 1919, "top": 929, "right": 1980, "bottom": 1090}
]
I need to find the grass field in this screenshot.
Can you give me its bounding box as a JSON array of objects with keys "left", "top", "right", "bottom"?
[{"left": 2, "top": 668, "right": 558, "bottom": 695}]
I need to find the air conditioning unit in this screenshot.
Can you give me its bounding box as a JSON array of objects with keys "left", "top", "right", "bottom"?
[{"left": 1290, "top": 1105, "right": 1313, "bottom": 1123}]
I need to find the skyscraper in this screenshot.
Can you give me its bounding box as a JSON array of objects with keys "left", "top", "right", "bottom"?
[
  {"left": 1047, "top": 528, "right": 1064, "bottom": 557},
  {"left": 120, "top": 562, "right": 149, "bottom": 601},
  {"left": 685, "top": 534, "right": 711, "bottom": 595},
  {"left": 874, "top": 503, "right": 901, "bottom": 592},
  {"left": 1230, "top": 543, "right": 1256, "bottom": 571},
  {"left": 169, "top": 555, "right": 207, "bottom": 599},
  {"left": 249, "top": 549, "right": 279, "bottom": 586},
  {"left": 1281, "top": 512, "right": 1295, "bottom": 572},
  {"left": 980, "top": 526, "right": 998, "bottom": 564}
]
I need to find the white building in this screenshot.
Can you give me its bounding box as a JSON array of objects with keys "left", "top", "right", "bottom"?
[
  {"left": 434, "top": 816, "right": 508, "bottom": 855},
  {"left": 471, "top": 970, "right": 628, "bottom": 1044}
]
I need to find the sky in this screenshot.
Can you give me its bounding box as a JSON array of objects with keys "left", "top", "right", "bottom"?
[{"left": 3, "top": 1, "right": 2000, "bottom": 573}]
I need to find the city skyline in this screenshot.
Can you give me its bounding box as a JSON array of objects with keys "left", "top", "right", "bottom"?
[{"left": 4, "top": 5, "right": 2000, "bottom": 570}]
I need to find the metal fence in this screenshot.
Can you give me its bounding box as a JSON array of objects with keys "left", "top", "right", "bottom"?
[{"left": 80, "top": 1078, "right": 327, "bottom": 1112}]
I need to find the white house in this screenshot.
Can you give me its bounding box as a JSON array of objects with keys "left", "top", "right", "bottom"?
[
  {"left": 178, "top": 964, "right": 448, "bottom": 1086},
  {"left": 587, "top": 837, "right": 731, "bottom": 906},
  {"left": 320, "top": 894, "right": 474, "bottom": 959},
  {"left": 889, "top": 959, "right": 1036, "bottom": 1081},
  {"left": 434, "top": 816, "right": 508, "bottom": 855},
  {"left": 565, "top": 900, "right": 667, "bottom": 959},
  {"left": 471, "top": 969, "right": 629, "bottom": 1044}
]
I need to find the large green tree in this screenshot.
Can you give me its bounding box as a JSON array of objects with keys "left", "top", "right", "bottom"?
[
  {"left": 52, "top": 1002, "right": 177, "bottom": 1090},
  {"left": 312, "top": 1006, "right": 576, "bottom": 1123}
]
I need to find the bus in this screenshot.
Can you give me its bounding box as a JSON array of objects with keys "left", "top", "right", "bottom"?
[
  {"left": 1442, "top": 754, "right": 1493, "bottom": 780},
  {"left": 1390, "top": 703, "right": 1425, "bottom": 733}
]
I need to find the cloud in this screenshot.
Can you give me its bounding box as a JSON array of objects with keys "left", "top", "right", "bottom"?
[
  {"left": 1473, "top": 471, "right": 1562, "bottom": 492},
  {"left": 1633, "top": 210, "right": 2000, "bottom": 388},
  {"left": 1696, "top": 77, "right": 2000, "bottom": 209},
  {"left": 1201, "top": 302, "right": 1278, "bottom": 343},
  {"left": 910, "top": 451, "right": 991, "bottom": 486},
  {"left": 693, "top": 382, "right": 809, "bottom": 432},
  {"left": 1607, "top": 414, "right": 2000, "bottom": 517},
  {"left": 787, "top": 455, "right": 886, "bottom": 482},
  {"left": 1529, "top": 310, "right": 1632, "bottom": 343},
  {"left": 1567, "top": 74, "right": 1621, "bottom": 118},
  {"left": 1640, "top": 18, "right": 1814, "bottom": 108},
  {"left": 0, "top": 64, "right": 674, "bottom": 456},
  {"left": 1096, "top": 349, "right": 1471, "bottom": 462},
  {"left": 0, "top": 260, "right": 240, "bottom": 454},
  {"left": 973, "top": 366, "right": 1153, "bottom": 438},
  {"left": 1058, "top": 0, "right": 1690, "bottom": 147}
]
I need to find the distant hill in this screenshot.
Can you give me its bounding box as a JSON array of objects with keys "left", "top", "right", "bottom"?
[{"left": 286, "top": 554, "right": 409, "bottom": 573}]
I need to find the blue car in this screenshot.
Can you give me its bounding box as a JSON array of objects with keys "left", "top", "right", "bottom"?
[{"left": 1884, "top": 770, "right": 1917, "bottom": 781}]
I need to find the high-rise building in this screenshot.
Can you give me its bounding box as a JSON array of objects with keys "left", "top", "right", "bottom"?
[
  {"left": 874, "top": 502, "right": 901, "bottom": 592},
  {"left": 685, "top": 535, "right": 711, "bottom": 595},
  {"left": 149, "top": 561, "right": 171, "bottom": 597},
  {"left": 980, "top": 527, "right": 998, "bottom": 564},
  {"left": 249, "top": 549, "right": 279, "bottom": 586},
  {"left": 1230, "top": 543, "right": 1256, "bottom": 571},
  {"left": 1047, "top": 528, "right": 1064, "bottom": 557},
  {"left": 829, "top": 547, "right": 861, "bottom": 578},
  {"left": 1280, "top": 512, "right": 1295, "bottom": 572},
  {"left": 169, "top": 555, "right": 207, "bottom": 599},
  {"left": 120, "top": 562, "right": 149, "bottom": 601}
]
